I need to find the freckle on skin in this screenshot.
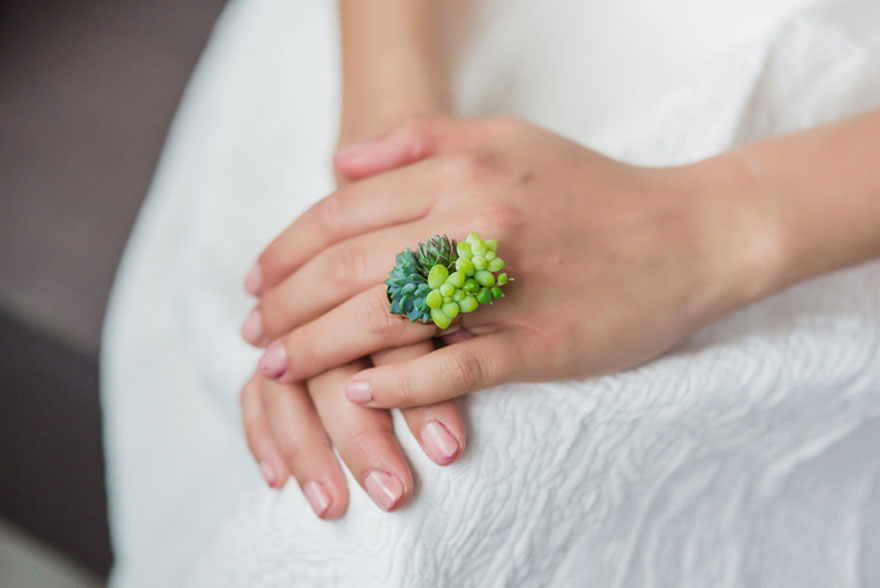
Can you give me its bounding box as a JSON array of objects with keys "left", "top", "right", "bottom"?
[{"left": 518, "top": 171, "right": 535, "bottom": 184}]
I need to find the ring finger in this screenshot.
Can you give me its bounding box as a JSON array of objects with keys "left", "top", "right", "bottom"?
[
  {"left": 257, "top": 283, "right": 443, "bottom": 383},
  {"left": 242, "top": 221, "right": 437, "bottom": 346}
]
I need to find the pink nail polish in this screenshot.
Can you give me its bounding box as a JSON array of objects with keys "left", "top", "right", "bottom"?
[
  {"left": 259, "top": 341, "right": 289, "bottom": 380},
  {"left": 260, "top": 460, "right": 277, "bottom": 488},
  {"left": 364, "top": 471, "right": 404, "bottom": 512},
  {"left": 240, "top": 308, "right": 264, "bottom": 344},
  {"left": 244, "top": 264, "right": 263, "bottom": 295},
  {"left": 303, "top": 481, "right": 331, "bottom": 518},
  {"left": 345, "top": 379, "right": 373, "bottom": 403},
  {"left": 420, "top": 421, "right": 460, "bottom": 465}
]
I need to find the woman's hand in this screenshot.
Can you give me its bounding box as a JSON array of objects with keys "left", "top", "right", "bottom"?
[
  {"left": 240, "top": 338, "right": 464, "bottom": 518},
  {"left": 245, "top": 116, "right": 775, "bottom": 408},
  {"left": 240, "top": 124, "right": 466, "bottom": 517},
  {"left": 239, "top": 120, "right": 471, "bottom": 516}
]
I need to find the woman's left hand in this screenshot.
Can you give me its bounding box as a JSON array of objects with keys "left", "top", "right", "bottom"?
[
  {"left": 239, "top": 114, "right": 467, "bottom": 517},
  {"left": 243, "top": 115, "right": 774, "bottom": 408}
]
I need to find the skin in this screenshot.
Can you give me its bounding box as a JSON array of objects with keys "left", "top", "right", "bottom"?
[
  {"left": 247, "top": 116, "right": 732, "bottom": 395},
  {"left": 240, "top": 2, "right": 880, "bottom": 518},
  {"left": 320, "top": 111, "right": 880, "bottom": 408},
  {"left": 322, "top": 110, "right": 880, "bottom": 406},
  {"left": 242, "top": 110, "right": 880, "bottom": 518},
  {"left": 239, "top": 0, "right": 459, "bottom": 518}
]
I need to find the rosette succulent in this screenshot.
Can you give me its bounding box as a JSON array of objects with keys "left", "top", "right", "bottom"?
[
  {"left": 387, "top": 232, "right": 512, "bottom": 329},
  {"left": 414, "top": 234, "right": 457, "bottom": 275}
]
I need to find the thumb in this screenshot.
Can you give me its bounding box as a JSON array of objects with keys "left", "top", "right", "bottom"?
[{"left": 334, "top": 116, "right": 510, "bottom": 181}]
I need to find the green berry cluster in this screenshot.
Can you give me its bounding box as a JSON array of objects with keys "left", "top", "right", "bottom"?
[{"left": 423, "top": 232, "right": 511, "bottom": 329}]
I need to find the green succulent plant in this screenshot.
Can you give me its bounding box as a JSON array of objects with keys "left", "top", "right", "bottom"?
[
  {"left": 414, "top": 234, "right": 457, "bottom": 275},
  {"left": 387, "top": 232, "right": 512, "bottom": 329},
  {"left": 385, "top": 249, "right": 434, "bottom": 323}
]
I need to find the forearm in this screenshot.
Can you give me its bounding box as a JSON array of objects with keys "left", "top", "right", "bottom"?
[
  {"left": 700, "top": 109, "right": 880, "bottom": 309},
  {"left": 338, "top": 0, "right": 448, "bottom": 145}
]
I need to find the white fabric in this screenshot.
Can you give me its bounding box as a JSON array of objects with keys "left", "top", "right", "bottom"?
[{"left": 101, "top": 0, "right": 880, "bottom": 586}]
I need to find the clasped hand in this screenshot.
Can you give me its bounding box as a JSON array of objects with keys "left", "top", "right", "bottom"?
[{"left": 237, "top": 116, "right": 753, "bottom": 518}]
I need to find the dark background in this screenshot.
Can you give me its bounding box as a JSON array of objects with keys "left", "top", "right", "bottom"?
[{"left": 0, "top": 0, "right": 227, "bottom": 577}]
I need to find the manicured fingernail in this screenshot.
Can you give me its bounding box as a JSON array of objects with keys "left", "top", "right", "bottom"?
[
  {"left": 259, "top": 341, "right": 289, "bottom": 380},
  {"left": 336, "top": 141, "right": 370, "bottom": 162},
  {"left": 345, "top": 379, "right": 373, "bottom": 404},
  {"left": 303, "top": 481, "right": 331, "bottom": 518},
  {"left": 240, "top": 308, "right": 264, "bottom": 344},
  {"left": 260, "top": 460, "right": 277, "bottom": 488},
  {"left": 244, "top": 264, "right": 262, "bottom": 295},
  {"left": 364, "top": 471, "right": 404, "bottom": 512},
  {"left": 420, "top": 421, "right": 460, "bottom": 465}
]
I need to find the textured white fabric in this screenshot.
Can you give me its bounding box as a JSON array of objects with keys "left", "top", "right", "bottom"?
[{"left": 101, "top": 0, "right": 880, "bottom": 586}]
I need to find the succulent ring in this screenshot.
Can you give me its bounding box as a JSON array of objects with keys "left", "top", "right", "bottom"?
[{"left": 385, "top": 232, "right": 512, "bottom": 330}]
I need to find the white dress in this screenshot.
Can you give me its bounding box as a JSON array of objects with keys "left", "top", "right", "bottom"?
[{"left": 101, "top": 0, "right": 880, "bottom": 586}]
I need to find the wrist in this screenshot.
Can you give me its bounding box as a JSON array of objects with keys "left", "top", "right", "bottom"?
[{"left": 674, "top": 151, "right": 791, "bottom": 321}]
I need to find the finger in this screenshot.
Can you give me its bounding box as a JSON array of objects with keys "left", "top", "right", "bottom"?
[
  {"left": 245, "top": 161, "right": 441, "bottom": 296},
  {"left": 439, "top": 327, "right": 477, "bottom": 346},
  {"left": 308, "top": 360, "right": 413, "bottom": 513},
  {"left": 373, "top": 342, "right": 466, "bottom": 466},
  {"left": 240, "top": 375, "right": 291, "bottom": 490},
  {"left": 256, "top": 283, "right": 438, "bottom": 383},
  {"left": 244, "top": 221, "right": 431, "bottom": 346},
  {"left": 345, "top": 329, "right": 525, "bottom": 408},
  {"left": 334, "top": 115, "right": 513, "bottom": 182},
  {"left": 259, "top": 375, "right": 350, "bottom": 519}
]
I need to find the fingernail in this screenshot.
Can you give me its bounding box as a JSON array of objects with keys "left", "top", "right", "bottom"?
[
  {"left": 240, "top": 308, "right": 264, "bottom": 344},
  {"left": 244, "top": 264, "right": 262, "bottom": 295},
  {"left": 420, "top": 421, "right": 460, "bottom": 465},
  {"left": 345, "top": 379, "right": 373, "bottom": 404},
  {"left": 364, "top": 471, "right": 405, "bottom": 512},
  {"left": 259, "top": 341, "right": 289, "bottom": 380},
  {"left": 336, "top": 141, "right": 370, "bottom": 163},
  {"left": 260, "top": 460, "right": 277, "bottom": 488},
  {"left": 303, "top": 481, "right": 331, "bottom": 518}
]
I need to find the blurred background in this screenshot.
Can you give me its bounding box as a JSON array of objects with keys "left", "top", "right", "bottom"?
[{"left": 0, "top": 0, "right": 226, "bottom": 584}]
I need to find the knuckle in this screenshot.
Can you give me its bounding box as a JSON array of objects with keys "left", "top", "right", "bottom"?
[
  {"left": 276, "top": 433, "right": 305, "bottom": 466},
  {"left": 337, "top": 428, "right": 377, "bottom": 461},
  {"left": 448, "top": 350, "right": 483, "bottom": 392},
  {"left": 394, "top": 372, "right": 416, "bottom": 406},
  {"left": 330, "top": 240, "right": 368, "bottom": 287},
  {"left": 469, "top": 202, "right": 524, "bottom": 240},
  {"left": 257, "top": 290, "right": 292, "bottom": 335},
  {"left": 362, "top": 287, "right": 396, "bottom": 335},
  {"left": 488, "top": 203, "right": 524, "bottom": 237},
  {"left": 314, "top": 191, "right": 346, "bottom": 236},
  {"left": 380, "top": 368, "right": 414, "bottom": 406},
  {"left": 284, "top": 331, "right": 314, "bottom": 369},
  {"left": 441, "top": 150, "right": 498, "bottom": 184}
]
